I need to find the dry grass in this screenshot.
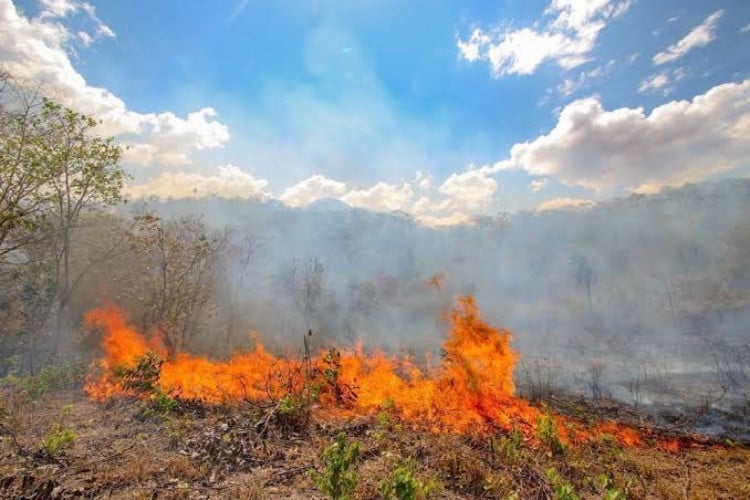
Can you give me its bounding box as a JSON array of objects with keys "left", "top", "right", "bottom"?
[{"left": 1, "top": 390, "right": 749, "bottom": 499}]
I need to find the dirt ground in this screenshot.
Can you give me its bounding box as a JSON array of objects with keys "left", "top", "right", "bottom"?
[{"left": 1, "top": 390, "right": 749, "bottom": 499}]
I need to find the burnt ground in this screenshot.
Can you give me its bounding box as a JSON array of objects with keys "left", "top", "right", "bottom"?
[{"left": 1, "top": 390, "right": 749, "bottom": 499}]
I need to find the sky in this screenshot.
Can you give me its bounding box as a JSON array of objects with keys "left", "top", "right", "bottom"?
[{"left": 2, "top": 0, "right": 750, "bottom": 225}]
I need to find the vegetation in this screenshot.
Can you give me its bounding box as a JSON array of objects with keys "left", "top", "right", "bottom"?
[{"left": 311, "top": 432, "right": 361, "bottom": 500}]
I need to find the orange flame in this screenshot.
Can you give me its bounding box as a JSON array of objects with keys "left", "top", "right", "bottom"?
[{"left": 83, "top": 295, "right": 690, "bottom": 450}]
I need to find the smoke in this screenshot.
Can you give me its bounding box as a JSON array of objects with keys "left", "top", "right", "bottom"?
[{"left": 105, "top": 178, "right": 750, "bottom": 437}]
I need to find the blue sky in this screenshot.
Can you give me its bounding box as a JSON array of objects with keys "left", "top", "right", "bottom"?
[{"left": 3, "top": 0, "right": 750, "bottom": 223}]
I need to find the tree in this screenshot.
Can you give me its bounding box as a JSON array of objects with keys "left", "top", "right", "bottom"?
[
  {"left": 37, "top": 99, "right": 125, "bottom": 356},
  {"left": 129, "top": 213, "right": 228, "bottom": 358},
  {"left": 573, "top": 255, "right": 596, "bottom": 316},
  {"left": 223, "top": 233, "right": 259, "bottom": 351},
  {"left": 0, "top": 72, "right": 127, "bottom": 361},
  {"left": 0, "top": 72, "right": 53, "bottom": 258}
]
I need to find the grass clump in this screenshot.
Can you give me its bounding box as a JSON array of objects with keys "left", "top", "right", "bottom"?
[{"left": 311, "top": 432, "right": 360, "bottom": 499}]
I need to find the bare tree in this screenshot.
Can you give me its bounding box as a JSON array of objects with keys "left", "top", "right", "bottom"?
[
  {"left": 128, "top": 213, "right": 228, "bottom": 358},
  {"left": 224, "top": 233, "right": 259, "bottom": 351}
]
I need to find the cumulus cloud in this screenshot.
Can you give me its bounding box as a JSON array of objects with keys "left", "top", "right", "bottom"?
[
  {"left": 653, "top": 10, "right": 723, "bottom": 65},
  {"left": 279, "top": 175, "right": 348, "bottom": 208},
  {"left": 0, "top": 0, "right": 230, "bottom": 166},
  {"left": 125, "top": 165, "right": 270, "bottom": 200},
  {"left": 537, "top": 197, "right": 595, "bottom": 211},
  {"left": 438, "top": 169, "right": 497, "bottom": 211},
  {"left": 490, "top": 79, "right": 750, "bottom": 193},
  {"left": 458, "top": 0, "right": 631, "bottom": 76}
]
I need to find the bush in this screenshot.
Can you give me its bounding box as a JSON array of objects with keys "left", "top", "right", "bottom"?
[
  {"left": 311, "top": 432, "right": 360, "bottom": 499},
  {"left": 537, "top": 414, "right": 566, "bottom": 456},
  {"left": 492, "top": 427, "right": 524, "bottom": 462},
  {"left": 2, "top": 362, "right": 86, "bottom": 400},
  {"left": 546, "top": 468, "right": 578, "bottom": 500},
  {"left": 43, "top": 424, "right": 76, "bottom": 457},
  {"left": 380, "top": 460, "right": 438, "bottom": 500},
  {"left": 112, "top": 351, "right": 164, "bottom": 394}
]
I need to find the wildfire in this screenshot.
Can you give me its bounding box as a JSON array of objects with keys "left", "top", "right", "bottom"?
[{"left": 83, "top": 295, "right": 683, "bottom": 450}]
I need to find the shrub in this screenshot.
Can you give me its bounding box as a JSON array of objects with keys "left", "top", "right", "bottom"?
[
  {"left": 537, "top": 414, "right": 566, "bottom": 456},
  {"left": 2, "top": 362, "right": 86, "bottom": 400},
  {"left": 43, "top": 424, "right": 76, "bottom": 457},
  {"left": 599, "top": 474, "right": 627, "bottom": 500},
  {"left": 546, "top": 468, "right": 579, "bottom": 500},
  {"left": 380, "top": 460, "right": 439, "bottom": 500},
  {"left": 311, "top": 432, "right": 360, "bottom": 499},
  {"left": 492, "top": 427, "right": 524, "bottom": 462},
  {"left": 112, "top": 351, "right": 164, "bottom": 394}
]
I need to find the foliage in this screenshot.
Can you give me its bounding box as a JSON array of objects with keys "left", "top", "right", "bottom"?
[
  {"left": 125, "top": 213, "right": 228, "bottom": 357},
  {"left": 537, "top": 414, "right": 566, "bottom": 456},
  {"left": 599, "top": 474, "right": 627, "bottom": 500},
  {"left": 311, "top": 432, "right": 360, "bottom": 500},
  {"left": 43, "top": 424, "right": 76, "bottom": 457},
  {"left": 546, "top": 468, "right": 579, "bottom": 500},
  {"left": 1, "top": 362, "right": 86, "bottom": 400},
  {"left": 112, "top": 351, "right": 164, "bottom": 394},
  {"left": 492, "top": 427, "right": 524, "bottom": 462},
  {"left": 380, "top": 460, "right": 438, "bottom": 500}
]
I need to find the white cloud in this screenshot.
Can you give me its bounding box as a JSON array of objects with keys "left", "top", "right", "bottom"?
[
  {"left": 490, "top": 79, "right": 750, "bottom": 193},
  {"left": 529, "top": 179, "right": 549, "bottom": 192},
  {"left": 458, "top": 0, "right": 631, "bottom": 76},
  {"left": 0, "top": 0, "right": 230, "bottom": 166},
  {"left": 279, "top": 175, "right": 348, "bottom": 207},
  {"left": 342, "top": 182, "right": 414, "bottom": 212},
  {"left": 537, "top": 197, "right": 595, "bottom": 211},
  {"left": 653, "top": 10, "right": 723, "bottom": 65},
  {"left": 638, "top": 72, "right": 670, "bottom": 93},
  {"left": 438, "top": 169, "right": 497, "bottom": 211},
  {"left": 39, "top": 0, "right": 114, "bottom": 41},
  {"left": 741, "top": 23, "right": 750, "bottom": 34},
  {"left": 125, "top": 165, "right": 270, "bottom": 200},
  {"left": 556, "top": 60, "right": 615, "bottom": 96}
]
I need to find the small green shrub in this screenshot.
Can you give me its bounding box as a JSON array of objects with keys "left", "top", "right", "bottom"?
[
  {"left": 2, "top": 362, "right": 86, "bottom": 400},
  {"left": 274, "top": 392, "right": 312, "bottom": 432},
  {"left": 537, "top": 414, "right": 566, "bottom": 455},
  {"left": 380, "top": 460, "right": 439, "bottom": 500},
  {"left": 43, "top": 424, "right": 76, "bottom": 457},
  {"left": 311, "top": 432, "right": 360, "bottom": 499},
  {"left": 492, "top": 427, "right": 524, "bottom": 462},
  {"left": 599, "top": 474, "right": 627, "bottom": 500},
  {"left": 137, "top": 390, "right": 179, "bottom": 420},
  {"left": 112, "top": 351, "right": 164, "bottom": 393},
  {"left": 546, "top": 468, "right": 579, "bottom": 500}
]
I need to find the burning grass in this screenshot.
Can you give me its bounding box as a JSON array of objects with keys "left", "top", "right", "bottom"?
[
  {"left": 3, "top": 295, "right": 746, "bottom": 498},
  {"left": 82, "top": 295, "right": 711, "bottom": 454}
]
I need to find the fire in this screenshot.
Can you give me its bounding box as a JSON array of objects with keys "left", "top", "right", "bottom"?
[{"left": 83, "top": 295, "right": 682, "bottom": 449}]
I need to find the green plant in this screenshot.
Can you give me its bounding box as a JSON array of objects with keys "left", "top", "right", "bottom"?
[
  {"left": 546, "top": 468, "right": 579, "bottom": 500},
  {"left": 274, "top": 392, "right": 312, "bottom": 432},
  {"left": 380, "top": 460, "right": 438, "bottom": 500},
  {"left": 43, "top": 424, "right": 76, "bottom": 457},
  {"left": 311, "top": 432, "right": 360, "bottom": 499},
  {"left": 492, "top": 427, "right": 524, "bottom": 462},
  {"left": 599, "top": 474, "right": 627, "bottom": 500},
  {"left": 537, "top": 414, "right": 566, "bottom": 455},
  {"left": 2, "top": 362, "right": 86, "bottom": 400},
  {"left": 112, "top": 351, "right": 164, "bottom": 394}
]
